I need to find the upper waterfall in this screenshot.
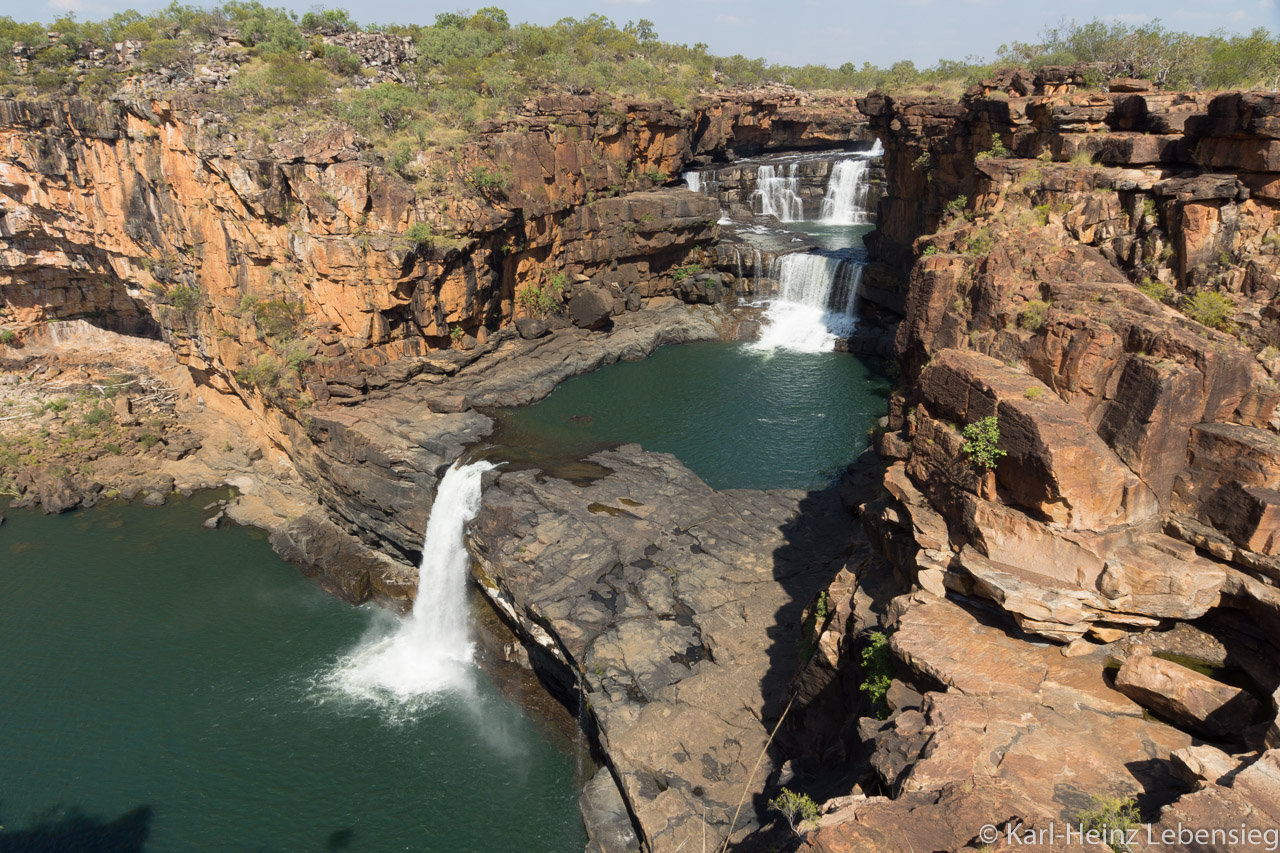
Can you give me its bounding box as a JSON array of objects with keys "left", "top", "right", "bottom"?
[
  {"left": 819, "top": 159, "right": 874, "bottom": 225},
  {"left": 682, "top": 145, "right": 881, "bottom": 352},
  {"left": 752, "top": 164, "right": 803, "bottom": 221}
]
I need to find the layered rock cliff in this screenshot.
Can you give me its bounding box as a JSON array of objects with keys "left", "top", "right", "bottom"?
[
  {"left": 0, "top": 88, "right": 871, "bottom": 568},
  {"left": 800, "top": 89, "right": 1280, "bottom": 850}
]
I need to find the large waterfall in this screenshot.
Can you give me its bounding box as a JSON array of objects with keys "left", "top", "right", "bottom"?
[
  {"left": 752, "top": 254, "right": 864, "bottom": 353},
  {"left": 326, "top": 460, "right": 495, "bottom": 706}
]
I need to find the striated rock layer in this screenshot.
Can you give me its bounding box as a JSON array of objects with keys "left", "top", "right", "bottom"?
[{"left": 802, "top": 88, "right": 1280, "bottom": 852}]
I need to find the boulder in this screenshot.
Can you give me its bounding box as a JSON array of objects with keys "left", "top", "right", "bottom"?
[
  {"left": 1108, "top": 77, "right": 1152, "bottom": 93},
  {"left": 514, "top": 317, "right": 550, "bottom": 339},
  {"left": 568, "top": 284, "right": 614, "bottom": 330},
  {"left": 1113, "top": 648, "right": 1263, "bottom": 741}
]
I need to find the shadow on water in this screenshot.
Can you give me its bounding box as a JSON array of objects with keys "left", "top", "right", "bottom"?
[
  {"left": 325, "top": 827, "right": 356, "bottom": 850},
  {"left": 0, "top": 805, "right": 152, "bottom": 853}
]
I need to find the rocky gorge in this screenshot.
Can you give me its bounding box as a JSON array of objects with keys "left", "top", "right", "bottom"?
[{"left": 3, "top": 42, "right": 1280, "bottom": 853}]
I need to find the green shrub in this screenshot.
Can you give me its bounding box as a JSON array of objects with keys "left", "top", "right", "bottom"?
[
  {"left": 965, "top": 228, "right": 994, "bottom": 255},
  {"left": 1077, "top": 796, "right": 1140, "bottom": 853},
  {"left": 944, "top": 195, "right": 969, "bottom": 221},
  {"left": 1024, "top": 386, "right": 1043, "bottom": 400},
  {"left": 0, "top": 329, "right": 16, "bottom": 345},
  {"left": 1019, "top": 298, "right": 1050, "bottom": 330},
  {"left": 962, "top": 414, "right": 1007, "bottom": 471},
  {"left": 516, "top": 281, "right": 563, "bottom": 318},
  {"left": 140, "top": 38, "right": 191, "bottom": 70},
  {"left": 138, "top": 432, "right": 160, "bottom": 449},
  {"left": 450, "top": 324, "right": 464, "bottom": 344},
  {"left": 768, "top": 788, "right": 819, "bottom": 838},
  {"left": 236, "top": 353, "right": 287, "bottom": 390},
  {"left": 169, "top": 284, "right": 201, "bottom": 313},
  {"left": 1183, "top": 290, "right": 1233, "bottom": 330},
  {"left": 975, "top": 132, "right": 1009, "bottom": 160},
  {"left": 83, "top": 406, "right": 113, "bottom": 426},
  {"left": 252, "top": 298, "right": 305, "bottom": 339},
  {"left": 858, "top": 631, "right": 893, "bottom": 719},
  {"left": 671, "top": 263, "right": 701, "bottom": 282},
  {"left": 1138, "top": 278, "right": 1169, "bottom": 302},
  {"left": 405, "top": 221, "right": 433, "bottom": 248},
  {"left": 467, "top": 165, "right": 510, "bottom": 198}
]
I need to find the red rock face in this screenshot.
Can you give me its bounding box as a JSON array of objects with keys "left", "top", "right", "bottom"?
[{"left": 811, "top": 88, "right": 1280, "bottom": 849}]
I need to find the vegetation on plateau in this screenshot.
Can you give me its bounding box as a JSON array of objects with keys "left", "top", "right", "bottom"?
[{"left": 0, "top": 6, "right": 1274, "bottom": 140}]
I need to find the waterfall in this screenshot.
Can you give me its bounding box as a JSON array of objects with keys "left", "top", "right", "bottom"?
[
  {"left": 751, "top": 253, "right": 863, "bottom": 353},
  {"left": 684, "top": 171, "right": 702, "bottom": 193},
  {"left": 819, "top": 159, "right": 873, "bottom": 225},
  {"left": 753, "top": 164, "right": 803, "bottom": 222},
  {"left": 326, "top": 460, "right": 495, "bottom": 706}
]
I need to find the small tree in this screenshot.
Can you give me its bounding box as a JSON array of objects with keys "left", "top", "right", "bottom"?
[
  {"left": 768, "top": 788, "right": 819, "bottom": 838},
  {"left": 962, "top": 415, "right": 1007, "bottom": 471}
]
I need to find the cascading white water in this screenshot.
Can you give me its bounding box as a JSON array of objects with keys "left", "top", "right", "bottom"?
[
  {"left": 752, "top": 253, "right": 863, "bottom": 353},
  {"left": 684, "top": 171, "right": 702, "bottom": 193},
  {"left": 326, "top": 460, "right": 495, "bottom": 706},
  {"left": 819, "top": 159, "right": 873, "bottom": 225},
  {"left": 753, "top": 164, "right": 804, "bottom": 222}
]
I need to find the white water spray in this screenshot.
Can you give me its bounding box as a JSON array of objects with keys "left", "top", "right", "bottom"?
[
  {"left": 819, "top": 159, "right": 873, "bottom": 225},
  {"left": 325, "top": 460, "right": 495, "bottom": 705},
  {"left": 684, "top": 171, "right": 702, "bottom": 193},
  {"left": 752, "top": 254, "right": 863, "bottom": 353},
  {"left": 753, "top": 164, "right": 804, "bottom": 221}
]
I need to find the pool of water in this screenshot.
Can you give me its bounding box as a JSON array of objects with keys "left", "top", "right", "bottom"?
[
  {"left": 784, "top": 221, "right": 875, "bottom": 251},
  {"left": 0, "top": 495, "right": 586, "bottom": 852},
  {"left": 486, "top": 341, "right": 891, "bottom": 491}
]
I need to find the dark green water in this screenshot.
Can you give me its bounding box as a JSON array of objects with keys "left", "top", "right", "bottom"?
[
  {"left": 0, "top": 495, "right": 585, "bottom": 852},
  {"left": 784, "top": 221, "right": 875, "bottom": 251},
  {"left": 488, "top": 341, "right": 892, "bottom": 491}
]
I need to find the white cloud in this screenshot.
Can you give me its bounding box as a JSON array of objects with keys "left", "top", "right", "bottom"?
[{"left": 714, "top": 13, "right": 744, "bottom": 24}]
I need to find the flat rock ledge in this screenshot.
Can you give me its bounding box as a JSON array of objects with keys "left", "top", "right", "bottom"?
[{"left": 468, "top": 447, "right": 855, "bottom": 852}]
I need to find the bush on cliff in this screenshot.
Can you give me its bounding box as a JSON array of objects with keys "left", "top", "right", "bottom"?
[
  {"left": 858, "top": 630, "right": 893, "bottom": 719},
  {"left": 1183, "top": 290, "right": 1234, "bottom": 331},
  {"left": 768, "top": 788, "right": 819, "bottom": 838},
  {"left": 962, "top": 415, "right": 1006, "bottom": 471}
]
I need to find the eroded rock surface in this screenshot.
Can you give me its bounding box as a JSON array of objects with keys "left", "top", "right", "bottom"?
[{"left": 469, "top": 447, "right": 856, "bottom": 852}]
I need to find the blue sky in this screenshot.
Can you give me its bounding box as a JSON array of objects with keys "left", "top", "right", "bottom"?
[{"left": 7, "top": 0, "right": 1278, "bottom": 68}]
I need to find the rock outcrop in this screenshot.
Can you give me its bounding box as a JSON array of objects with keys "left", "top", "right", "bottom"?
[
  {"left": 469, "top": 446, "right": 859, "bottom": 852},
  {"left": 804, "top": 89, "right": 1280, "bottom": 852}
]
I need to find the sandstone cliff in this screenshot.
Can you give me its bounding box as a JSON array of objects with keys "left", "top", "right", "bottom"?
[{"left": 800, "top": 89, "right": 1280, "bottom": 850}]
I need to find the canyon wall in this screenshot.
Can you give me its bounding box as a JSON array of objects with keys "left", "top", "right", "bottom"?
[
  {"left": 0, "top": 87, "right": 871, "bottom": 587},
  {"left": 800, "top": 89, "right": 1280, "bottom": 849}
]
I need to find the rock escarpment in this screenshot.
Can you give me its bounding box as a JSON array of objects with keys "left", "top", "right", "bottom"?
[
  {"left": 0, "top": 88, "right": 870, "bottom": 575},
  {"left": 801, "top": 89, "right": 1280, "bottom": 850}
]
